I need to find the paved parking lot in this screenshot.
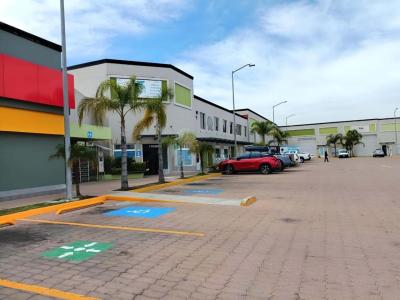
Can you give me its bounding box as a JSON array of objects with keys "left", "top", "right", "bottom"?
[{"left": 1, "top": 157, "right": 400, "bottom": 299}]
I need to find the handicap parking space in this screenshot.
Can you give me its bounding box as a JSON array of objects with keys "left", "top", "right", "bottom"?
[{"left": 0, "top": 193, "right": 261, "bottom": 299}]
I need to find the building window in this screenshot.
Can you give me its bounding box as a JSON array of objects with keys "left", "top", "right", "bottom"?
[
  {"left": 214, "top": 117, "right": 219, "bottom": 131},
  {"left": 223, "top": 148, "right": 229, "bottom": 159},
  {"left": 200, "top": 112, "right": 206, "bottom": 129},
  {"left": 223, "top": 120, "right": 227, "bottom": 133},
  {"left": 175, "top": 83, "right": 192, "bottom": 107},
  {"left": 215, "top": 148, "right": 221, "bottom": 158},
  {"left": 207, "top": 116, "right": 213, "bottom": 130},
  {"left": 236, "top": 124, "right": 242, "bottom": 136},
  {"left": 176, "top": 148, "right": 193, "bottom": 166},
  {"left": 244, "top": 126, "right": 247, "bottom": 137},
  {"left": 229, "top": 122, "right": 233, "bottom": 134}
]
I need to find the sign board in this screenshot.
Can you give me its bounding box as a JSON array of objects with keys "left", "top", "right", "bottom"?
[
  {"left": 116, "top": 78, "right": 162, "bottom": 99},
  {"left": 350, "top": 125, "right": 369, "bottom": 133},
  {"left": 87, "top": 131, "right": 93, "bottom": 139},
  {"left": 42, "top": 241, "right": 112, "bottom": 262},
  {"left": 105, "top": 206, "right": 175, "bottom": 219},
  {"left": 136, "top": 150, "right": 142, "bottom": 157}
]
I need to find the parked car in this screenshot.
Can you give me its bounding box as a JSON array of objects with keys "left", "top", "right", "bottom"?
[
  {"left": 243, "top": 145, "right": 292, "bottom": 170},
  {"left": 337, "top": 149, "right": 350, "bottom": 158},
  {"left": 373, "top": 149, "right": 385, "bottom": 157},
  {"left": 218, "top": 151, "right": 281, "bottom": 175},
  {"left": 284, "top": 150, "right": 311, "bottom": 163},
  {"left": 274, "top": 154, "right": 292, "bottom": 171}
]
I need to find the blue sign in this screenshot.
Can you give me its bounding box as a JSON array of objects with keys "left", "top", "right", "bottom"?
[
  {"left": 105, "top": 206, "right": 175, "bottom": 218},
  {"left": 183, "top": 189, "right": 224, "bottom": 195},
  {"left": 136, "top": 150, "right": 142, "bottom": 157},
  {"left": 87, "top": 131, "right": 93, "bottom": 139}
]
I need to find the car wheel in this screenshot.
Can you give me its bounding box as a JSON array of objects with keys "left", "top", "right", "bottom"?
[
  {"left": 260, "top": 163, "right": 271, "bottom": 175},
  {"left": 279, "top": 161, "right": 285, "bottom": 172},
  {"left": 224, "top": 164, "right": 234, "bottom": 175},
  {"left": 300, "top": 157, "right": 305, "bottom": 163}
]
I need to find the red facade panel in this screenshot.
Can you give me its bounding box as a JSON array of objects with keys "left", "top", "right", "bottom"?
[
  {"left": 0, "top": 54, "right": 75, "bottom": 108},
  {"left": 0, "top": 55, "right": 4, "bottom": 96}
]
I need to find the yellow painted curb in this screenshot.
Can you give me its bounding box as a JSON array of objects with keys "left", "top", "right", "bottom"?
[
  {"left": 21, "top": 219, "right": 205, "bottom": 237},
  {"left": 0, "top": 278, "right": 99, "bottom": 300},
  {"left": 0, "top": 196, "right": 106, "bottom": 226},
  {"left": 56, "top": 198, "right": 105, "bottom": 215},
  {"left": 240, "top": 195, "right": 257, "bottom": 207},
  {"left": 132, "top": 173, "right": 221, "bottom": 193}
]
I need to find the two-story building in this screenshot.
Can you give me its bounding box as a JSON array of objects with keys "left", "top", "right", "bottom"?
[{"left": 68, "top": 59, "right": 252, "bottom": 176}]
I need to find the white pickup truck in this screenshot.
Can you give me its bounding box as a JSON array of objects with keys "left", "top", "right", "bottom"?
[{"left": 285, "top": 150, "right": 312, "bottom": 163}]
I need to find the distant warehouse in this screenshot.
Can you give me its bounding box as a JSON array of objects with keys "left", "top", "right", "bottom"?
[{"left": 280, "top": 118, "right": 400, "bottom": 157}]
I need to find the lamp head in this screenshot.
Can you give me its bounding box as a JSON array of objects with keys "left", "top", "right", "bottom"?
[{"left": 249, "top": 64, "right": 255, "bottom": 67}]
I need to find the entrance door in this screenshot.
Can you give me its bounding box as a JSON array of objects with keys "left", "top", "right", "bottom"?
[{"left": 143, "top": 144, "right": 159, "bottom": 175}]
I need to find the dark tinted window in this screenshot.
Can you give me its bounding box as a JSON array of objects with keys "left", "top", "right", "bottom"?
[
  {"left": 238, "top": 153, "right": 250, "bottom": 159},
  {"left": 250, "top": 152, "right": 262, "bottom": 158}
]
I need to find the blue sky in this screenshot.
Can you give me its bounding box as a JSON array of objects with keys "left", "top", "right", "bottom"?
[{"left": 1, "top": 0, "right": 400, "bottom": 124}]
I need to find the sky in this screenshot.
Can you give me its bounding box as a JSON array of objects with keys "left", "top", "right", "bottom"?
[{"left": 1, "top": 0, "right": 400, "bottom": 125}]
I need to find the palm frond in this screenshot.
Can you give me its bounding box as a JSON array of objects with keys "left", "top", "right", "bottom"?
[{"left": 133, "top": 111, "right": 154, "bottom": 139}]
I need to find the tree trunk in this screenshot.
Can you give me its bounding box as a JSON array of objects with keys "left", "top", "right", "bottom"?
[
  {"left": 262, "top": 135, "right": 265, "bottom": 145},
  {"left": 200, "top": 151, "right": 204, "bottom": 174},
  {"left": 157, "top": 126, "right": 165, "bottom": 183},
  {"left": 73, "top": 161, "right": 81, "bottom": 197},
  {"left": 179, "top": 145, "right": 184, "bottom": 179},
  {"left": 120, "top": 117, "right": 129, "bottom": 190}
]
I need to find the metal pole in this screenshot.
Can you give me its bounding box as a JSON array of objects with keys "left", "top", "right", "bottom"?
[
  {"left": 273, "top": 107, "right": 275, "bottom": 124},
  {"left": 395, "top": 108, "right": 398, "bottom": 154},
  {"left": 232, "top": 71, "right": 237, "bottom": 157},
  {"left": 60, "top": 0, "right": 72, "bottom": 200}
]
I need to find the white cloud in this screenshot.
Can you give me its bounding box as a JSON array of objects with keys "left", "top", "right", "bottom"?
[
  {"left": 0, "top": 0, "right": 188, "bottom": 58},
  {"left": 175, "top": 0, "right": 400, "bottom": 124}
]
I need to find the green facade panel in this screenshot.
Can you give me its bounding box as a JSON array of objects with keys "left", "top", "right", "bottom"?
[
  {"left": 175, "top": 83, "right": 192, "bottom": 107},
  {"left": 286, "top": 128, "right": 315, "bottom": 137},
  {"left": 70, "top": 123, "right": 112, "bottom": 140},
  {"left": 319, "top": 127, "right": 338, "bottom": 135},
  {"left": 381, "top": 123, "right": 398, "bottom": 132},
  {"left": 0, "top": 132, "right": 65, "bottom": 191}
]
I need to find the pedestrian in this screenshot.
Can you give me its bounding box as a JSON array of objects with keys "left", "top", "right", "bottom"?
[{"left": 324, "top": 150, "right": 329, "bottom": 163}]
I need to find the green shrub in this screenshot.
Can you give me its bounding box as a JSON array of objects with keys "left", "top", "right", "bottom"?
[{"left": 130, "top": 162, "right": 146, "bottom": 173}]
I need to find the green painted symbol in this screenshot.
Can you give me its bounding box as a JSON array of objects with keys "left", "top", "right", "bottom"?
[{"left": 42, "top": 241, "right": 112, "bottom": 262}]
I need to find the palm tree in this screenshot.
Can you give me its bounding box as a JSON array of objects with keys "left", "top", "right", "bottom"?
[
  {"left": 341, "top": 130, "right": 364, "bottom": 157},
  {"left": 77, "top": 76, "right": 143, "bottom": 190},
  {"left": 163, "top": 132, "right": 198, "bottom": 179},
  {"left": 326, "top": 133, "right": 343, "bottom": 157},
  {"left": 133, "top": 89, "right": 174, "bottom": 183},
  {"left": 196, "top": 143, "right": 214, "bottom": 174},
  {"left": 251, "top": 121, "right": 274, "bottom": 145},
  {"left": 50, "top": 144, "right": 97, "bottom": 197},
  {"left": 268, "top": 126, "right": 289, "bottom": 146}
]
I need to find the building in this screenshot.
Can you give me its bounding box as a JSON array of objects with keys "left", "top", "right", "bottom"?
[
  {"left": 235, "top": 108, "right": 271, "bottom": 144},
  {"left": 280, "top": 118, "right": 400, "bottom": 156},
  {"left": 0, "top": 22, "right": 75, "bottom": 200},
  {"left": 68, "top": 59, "right": 252, "bottom": 175}
]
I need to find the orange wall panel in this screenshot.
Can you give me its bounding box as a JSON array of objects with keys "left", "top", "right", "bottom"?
[{"left": 0, "top": 107, "right": 64, "bottom": 135}]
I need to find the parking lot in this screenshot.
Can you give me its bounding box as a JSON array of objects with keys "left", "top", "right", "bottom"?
[{"left": 1, "top": 157, "right": 400, "bottom": 299}]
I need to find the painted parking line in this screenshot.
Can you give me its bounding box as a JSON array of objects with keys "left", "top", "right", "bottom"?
[
  {"left": 105, "top": 206, "right": 176, "bottom": 218},
  {"left": 20, "top": 219, "right": 205, "bottom": 237},
  {"left": 0, "top": 278, "right": 98, "bottom": 300},
  {"left": 183, "top": 188, "right": 224, "bottom": 195}
]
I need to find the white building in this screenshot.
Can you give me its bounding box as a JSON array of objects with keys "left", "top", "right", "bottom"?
[
  {"left": 280, "top": 118, "right": 400, "bottom": 157},
  {"left": 68, "top": 59, "right": 253, "bottom": 175}
]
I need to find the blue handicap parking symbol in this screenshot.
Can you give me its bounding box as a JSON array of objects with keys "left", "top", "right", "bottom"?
[
  {"left": 104, "top": 206, "right": 175, "bottom": 218},
  {"left": 183, "top": 188, "right": 224, "bottom": 195}
]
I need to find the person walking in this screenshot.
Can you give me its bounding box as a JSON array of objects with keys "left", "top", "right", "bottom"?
[{"left": 324, "top": 150, "right": 329, "bottom": 162}]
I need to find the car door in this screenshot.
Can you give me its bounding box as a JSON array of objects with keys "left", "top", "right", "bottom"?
[
  {"left": 234, "top": 153, "right": 251, "bottom": 171},
  {"left": 249, "top": 152, "right": 263, "bottom": 170}
]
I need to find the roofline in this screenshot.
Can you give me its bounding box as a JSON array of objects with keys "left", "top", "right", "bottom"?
[
  {"left": 280, "top": 117, "right": 400, "bottom": 128},
  {"left": 68, "top": 59, "right": 193, "bottom": 79},
  {"left": 0, "top": 22, "right": 61, "bottom": 52},
  {"left": 235, "top": 108, "right": 270, "bottom": 121},
  {"left": 194, "top": 95, "right": 247, "bottom": 120}
]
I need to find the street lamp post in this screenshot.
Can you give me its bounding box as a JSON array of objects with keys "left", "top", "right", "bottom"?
[
  {"left": 285, "top": 114, "right": 296, "bottom": 126},
  {"left": 60, "top": 0, "right": 72, "bottom": 200},
  {"left": 232, "top": 63, "right": 255, "bottom": 156},
  {"left": 395, "top": 107, "right": 399, "bottom": 154},
  {"left": 272, "top": 100, "right": 287, "bottom": 124}
]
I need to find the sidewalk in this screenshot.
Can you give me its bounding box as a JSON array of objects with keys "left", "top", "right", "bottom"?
[{"left": 0, "top": 175, "right": 158, "bottom": 210}]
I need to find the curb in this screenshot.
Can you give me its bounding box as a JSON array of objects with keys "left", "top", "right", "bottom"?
[{"left": 240, "top": 195, "right": 257, "bottom": 207}]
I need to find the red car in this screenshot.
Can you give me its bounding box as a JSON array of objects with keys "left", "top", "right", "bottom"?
[{"left": 218, "top": 152, "right": 281, "bottom": 175}]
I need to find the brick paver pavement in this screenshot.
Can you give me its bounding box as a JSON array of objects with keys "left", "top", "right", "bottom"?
[{"left": 1, "top": 157, "right": 400, "bottom": 299}]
